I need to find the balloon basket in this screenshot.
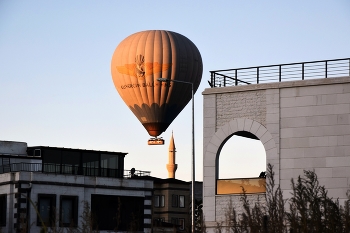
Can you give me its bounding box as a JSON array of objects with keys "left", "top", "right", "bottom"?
[{"left": 148, "top": 138, "right": 165, "bottom": 145}]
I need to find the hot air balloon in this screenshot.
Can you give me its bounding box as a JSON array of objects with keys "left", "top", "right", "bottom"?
[{"left": 111, "top": 30, "right": 203, "bottom": 143}]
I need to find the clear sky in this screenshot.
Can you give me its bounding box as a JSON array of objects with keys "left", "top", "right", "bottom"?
[{"left": 1, "top": 1, "right": 350, "bottom": 181}]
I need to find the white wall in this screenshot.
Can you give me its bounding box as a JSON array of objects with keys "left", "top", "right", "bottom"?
[
  {"left": 0, "top": 172, "right": 153, "bottom": 233},
  {"left": 0, "top": 141, "right": 27, "bottom": 155}
]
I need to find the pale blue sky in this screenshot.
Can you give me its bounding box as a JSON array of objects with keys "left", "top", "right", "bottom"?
[{"left": 1, "top": 1, "right": 350, "bottom": 181}]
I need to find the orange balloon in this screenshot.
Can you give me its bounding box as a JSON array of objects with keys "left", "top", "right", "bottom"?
[{"left": 111, "top": 30, "right": 203, "bottom": 137}]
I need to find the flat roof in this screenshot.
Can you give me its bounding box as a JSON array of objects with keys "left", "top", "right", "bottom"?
[{"left": 27, "top": 146, "right": 128, "bottom": 156}]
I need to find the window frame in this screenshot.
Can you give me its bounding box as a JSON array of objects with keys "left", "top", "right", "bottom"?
[
  {"left": 59, "top": 195, "right": 78, "bottom": 227},
  {"left": 154, "top": 195, "right": 165, "bottom": 208},
  {"left": 37, "top": 194, "right": 56, "bottom": 227}
]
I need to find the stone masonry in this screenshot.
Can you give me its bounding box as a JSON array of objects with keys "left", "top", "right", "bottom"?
[{"left": 202, "top": 76, "right": 350, "bottom": 232}]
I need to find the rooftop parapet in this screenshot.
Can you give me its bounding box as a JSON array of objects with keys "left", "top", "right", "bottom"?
[{"left": 0, "top": 141, "right": 27, "bottom": 156}]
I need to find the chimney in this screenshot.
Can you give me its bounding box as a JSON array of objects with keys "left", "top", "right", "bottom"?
[{"left": 166, "top": 131, "right": 177, "bottom": 178}]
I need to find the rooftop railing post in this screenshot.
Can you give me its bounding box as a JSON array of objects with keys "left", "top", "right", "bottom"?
[
  {"left": 257, "top": 67, "right": 259, "bottom": 84},
  {"left": 279, "top": 65, "right": 282, "bottom": 82},
  {"left": 302, "top": 63, "right": 304, "bottom": 80},
  {"left": 325, "top": 61, "right": 328, "bottom": 78},
  {"left": 235, "top": 70, "right": 238, "bottom": 86},
  {"left": 210, "top": 72, "right": 214, "bottom": 87}
]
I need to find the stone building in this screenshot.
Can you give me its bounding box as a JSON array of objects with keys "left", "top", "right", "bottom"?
[{"left": 202, "top": 58, "right": 350, "bottom": 232}]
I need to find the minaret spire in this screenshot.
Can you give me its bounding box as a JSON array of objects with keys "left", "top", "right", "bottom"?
[{"left": 166, "top": 131, "right": 178, "bottom": 178}]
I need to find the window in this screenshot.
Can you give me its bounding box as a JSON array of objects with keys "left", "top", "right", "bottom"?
[
  {"left": 154, "top": 195, "right": 165, "bottom": 207},
  {"left": 0, "top": 194, "right": 6, "bottom": 226},
  {"left": 172, "top": 194, "right": 178, "bottom": 207},
  {"left": 37, "top": 194, "right": 56, "bottom": 226},
  {"left": 172, "top": 195, "right": 185, "bottom": 208},
  {"left": 42, "top": 149, "right": 61, "bottom": 173},
  {"left": 171, "top": 218, "right": 185, "bottom": 231},
  {"left": 60, "top": 196, "right": 78, "bottom": 227},
  {"left": 171, "top": 218, "right": 177, "bottom": 225},
  {"left": 153, "top": 218, "right": 164, "bottom": 226},
  {"left": 82, "top": 152, "right": 99, "bottom": 176},
  {"left": 91, "top": 194, "right": 144, "bottom": 231},
  {"left": 179, "top": 195, "right": 185, "bottom": 208},
  {"left": 178, "top": 218, "right": 185, "bottom": 231},
  {"left": 101, "top": 154, "right": 120, "bottom": 177},
  {"left": 61, "top": 151, "right": 80, "bottom": 175}
]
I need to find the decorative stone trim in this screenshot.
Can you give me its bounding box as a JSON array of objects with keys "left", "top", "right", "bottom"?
[{"left": 203, "top": 118, "right": 278, "bottom": 223}]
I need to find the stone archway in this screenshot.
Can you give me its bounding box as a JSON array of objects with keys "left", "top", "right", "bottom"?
[
  {"left": 203, "top": 118, "right": 278, "bottom": 223},
  {"left": 217, "top": 130, "right": 265, "bottom": 179}
]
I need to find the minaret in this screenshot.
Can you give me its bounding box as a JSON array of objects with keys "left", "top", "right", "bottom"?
[{"left": 166, "top": 131, "right": 178, "bottom": 178}]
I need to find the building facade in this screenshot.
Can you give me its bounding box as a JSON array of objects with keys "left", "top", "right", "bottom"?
[
  {"left": 202, "top": 59, "right": 350, "bottom": 232},
  {"left": 152, "top": 178, "right": 190, "bottom": 232},
  {"left": 0, "top": 141, "right": 153, "bottom": 233}
]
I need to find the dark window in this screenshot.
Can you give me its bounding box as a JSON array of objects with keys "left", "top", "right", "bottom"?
[
  {"left": 171, "top": 217, "right": 177, "bottom": 225},
  {"left": 154, "top": 195, "right": 165, "bottom": 207},
  {"left": 82, "top": 152, "right": 99, "bottom": 176},
  {"left": 101, "top": 154, "right": 120, "bottom": 178},
  {"left": 91, "top": 194, "right": 144, "bottom": 231},
  {"left": 178, "top": 218, "right": 185, "bottom": 231},
  {"left": 172, "top": 194, "right": 178, "bottom": 207},
  {"left": 37, "top": 194, "right": 56, "bottom": 226},
  {"left": 171, "top": 218, "right": 185, "bottom": 231},
  {"left": 101, "top": 154, "right": 118, "bottom": 169},
  {"left": 60, "top": 196, "right": 78, "bottom": 227},
  {"left": 153, "top": 218, "right": 164, "bottom": 226},
  {"left": 0, "top": 194, "right": 6, "bottom": 226},
  {"left": 61, "top": 151, "right": 80, "bottom": 175},
  {"left": 42, "top": 149, "right": 61, "bottom": 173}
]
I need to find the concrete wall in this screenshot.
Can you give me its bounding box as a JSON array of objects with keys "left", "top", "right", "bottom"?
[
  {"left": 202, "top": 76, "right": 350, "bottom": 232},
  {"left": 0, "top": 172, "right": 153, "bottom": 233},
  {"left": 0, "top": 141, "right": 27, "bottom": 155},
  {"left": 153, "top": 182, "right": 190, "bottom": 228}
]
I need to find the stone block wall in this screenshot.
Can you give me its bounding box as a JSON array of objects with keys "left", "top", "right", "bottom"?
[
  {"left": 202, "top": 76, "right": 350, "bottom": 232},
  {"left": 279, "top": 81, "right": 350, "bottom": 201}
]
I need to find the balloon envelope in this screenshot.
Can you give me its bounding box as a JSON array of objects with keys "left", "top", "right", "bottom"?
[{"left": 111, "top": 30, "right": 203, "bottom": 137}]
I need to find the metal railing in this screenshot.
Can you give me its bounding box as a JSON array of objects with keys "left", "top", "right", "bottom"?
[
  {"left": 209, "top": 58, "right": 350, "bottom": 87},
  {"left": 0, "top": 163, "right": 150, "bottom": 179},
  {"left": 124, "top": 169, "right": 151, "bottom": 178}
]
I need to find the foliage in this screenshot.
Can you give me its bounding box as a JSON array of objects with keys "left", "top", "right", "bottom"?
[
  {"left": 219, "top": 164, "right": 350, "bottom": 233},
  {"left": 78, "top": 201, "right": 99, "bottom": 233},
  {"left": 195, "top": 199, "right": 207, "bottom": 233}
]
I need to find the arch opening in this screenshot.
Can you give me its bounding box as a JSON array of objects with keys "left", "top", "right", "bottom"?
[{"left": 216, "top": 131, "right": 266, "bottom": 195}]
